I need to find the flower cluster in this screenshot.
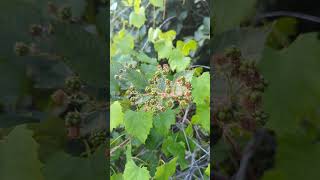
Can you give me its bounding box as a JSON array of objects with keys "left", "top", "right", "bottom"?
[
  {"left": 50, "top": 75, "right": 92, "bottom": 138},
  {"left": 213, "top": 47, "right": 269, "bottom": 131},
  {"left": 126, "top": 64, "right": 192, "bottom": 112}
]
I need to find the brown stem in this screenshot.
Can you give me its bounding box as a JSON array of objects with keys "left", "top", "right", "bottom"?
[{"left": 110, "top": 138, "right": 131, "bottom": 155}]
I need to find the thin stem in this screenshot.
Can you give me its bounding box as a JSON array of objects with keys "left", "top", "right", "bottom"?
[
  {"left": 256, "top": 11, "right": 320, "bottom": 24},
  {"left": 110, "top": 138, "right": 131, "bottom": 155},
  {"left": 190, "top": 65, "right": 210, "bottom": 69},
  {"left": 110, "top": 133, "right": 126, "bottom": 145}
]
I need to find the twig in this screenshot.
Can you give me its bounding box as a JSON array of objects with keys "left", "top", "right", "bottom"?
[
  {"left": 110, "top": 138, "right": 131, "bottom": 155},
  {"left": 255, "top": 11, "right": 320, "bottom": 24},
  {"left": 159, "top": 16, "right": 176, "bottom": 29},
  {"left": 190, "top": 65, "right": 210, "bottom": 69},
  {"left": 234, "top": 138, "right": 255, "bottom": 180},
  {"left": 182, "top": 105, "right": 190, "bottom": 124}
]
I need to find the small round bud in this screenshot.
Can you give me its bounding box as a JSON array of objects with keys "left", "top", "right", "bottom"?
[
  {"left": 65, "top": 111, "right": 81, "bottom": 126},
  {"left": 145, "top": 86, "right": 151, "bottom": 92},
  {"left": 157, "top": 64, "right": 162, "bottom": 71},
  {"left": 129, "top": 96, "right": 137, "bottom": 103},
  {"left": 51, "top": 89, "right": 67, "bottom": 105},
  {"left": 151, "top": 89, "right": 157, "bottom": 96},
  {"left": 249, "top": 91, "right": 261, "bottom": 102},
  {"left": 47, "top": 23, "right": 54, "bottom": 34},
  {"left": 166, "top": 100, "right": 174, "bottom": 108},
  {"left": 69, "top": 92, "right": 89, "bottom": 107},
  {"left": 14, "top": 42, "right": 30, "bottom": 56},
  {"left": 65, "top": 76, "right": 82, "bottom": 92},
  {"left": 225, "top": 47, "right": 241, "bottom": 59},
  {"left": 217, "top": 111, "right": 226, "bottom": 120},
  {"left": 58, "top": 6, "right": 72, "bottom": 21},
  {"left": 165, "top": 79, "right": 171, "bottom": 86},
  {"left": 184, "top": 91, "right": 191, "bottom": 97},
  {"left": 48, "top": 2, "right": 58, "bottom": 14},
  {"left": 179, "top": 100, "right": 188, "bottom": 108},
  {"left": 163, "top": 64, "right": 170, "bottom": 73},
  {"left": 155, "top": 71, "right": 161, "bottom": 77},
  {"left": 29, "top": 24, "right": 43, "bottom": 37},
  {"left": 185, "top": 82, "right": 191, "bottom": 89}
]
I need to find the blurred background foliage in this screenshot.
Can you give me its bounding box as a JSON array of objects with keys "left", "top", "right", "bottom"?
[
  {"left": 212, "top": 0, "right": 320, "bottom": 179},
  {"left": 0, "top": 0, "right": 107, "bottom": 179}
]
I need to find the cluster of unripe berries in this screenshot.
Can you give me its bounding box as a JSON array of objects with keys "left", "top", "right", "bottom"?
[
  {"left": 88, "top": 129, "right": 107, "bottom": 148},
  {"left": 114, "top": 63, "right": 137, "bottom": 80},
  {"left": 48, "top": 2, "right": 73, "bottom": 21},
  {"left": 125, "top": 64, "right": 192, "bottom": 112},
  {"left": 51, "top": 76, "right": 89, "bottom": 129},
  {"left": 213, "top": 47, "right": 269, "bottom": 130},
  {"left": 14, "top": 2, "right": 75, "bottom": 57}
]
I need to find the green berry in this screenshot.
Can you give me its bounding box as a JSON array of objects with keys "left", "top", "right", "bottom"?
[
  {"left": 14, "top": 42, "right": 30, "bottom": 56},
  {"left": 217, "top": 111, "right": 226, "bottom": 120},
  {"left": 166, "top": 100, "right": 174, "bottom": 108},
  {"left": 179, "top": 100, "right": 188, "bottom": 108},
  {"left": 65, "top": 111, "right": 81, "bottom": 126},
  {"left": 225, "top": 47, "right": 241, "bottom": 59},
  {"left": 65, "top": 76, "right": 82, "bottom": 91},
  {"left": 58, "top": 6, "right": 72, "bottom": 21},
  {"left": 165, "top": 79, "right": 171, "bottom": 85},
  {"left": 29, "top": 24, "right": 43, "bottom": 36}
]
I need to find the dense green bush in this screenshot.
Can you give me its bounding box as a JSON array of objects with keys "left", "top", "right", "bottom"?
[{"left": 110, "top": 0, "right": 210, "bottom": 179}]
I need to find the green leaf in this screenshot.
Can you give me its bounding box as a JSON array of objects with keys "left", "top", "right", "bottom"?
[
  {"left": 159, "top": 30, "right": 176, "bottom": 41},
  {"left": 161, "top": 136, "right": 188, "bottom": 169},
  {"left": 192, "top": 103, "right": 210, "bottom": 133},
  {"left": 150, "top": 0, "right": 164, "bottom": 8},
  {"left": 213, "top": 0, "right": 256, "bottom": 34},
  {"left": 140, "top": 64, "right": 157, "bottom": 80},
  {"left": 129, "top": 7, "right": 146, "bottom": 28},
  {"left": 176, "top": 39, "right": 198, "bottom": 56},
  {"left": 111, "top": 101, "right": 124, "bottom": 131},
  {"left": 0, "top": 111, "right": 48, "bottom": 128},
  {"left": 0, "top": 125, "right": 44, "bottom": 180},
  {"left": 27, "top": 116, "right": 66, "bottom": 162},
  {"left": 133, "top": 0, "right": 141, "bottom": 12},
  {"left": 122, "top": 0, "right": 133, "bottom": 6},
  {"left": 123, "top": 160, "right": 150, "bottom": 180},
  {"left": 148, "top": 27, "right": 161, "bottom": 43},
  {"left": 154, "top": 109, "right": 176, "bottom": 136},
  {"left": 126, "top": 69, "right": 148, "bottom": 90},
  {"left": 259, "top": 33, "right": 320, "bottom": 180},
  {"left": 191, "top": 72, "right": 210, "bottom": 105},
  {"left": 135, "top": 52, "right": 157, "bottom": 64},
  {"left": 96, "top": 7, "right": 107, "bottom": 36},
  {"left": 262, "top": 134, "right": 320, "bottom": 180},
  {"left": 43, "top": 146, "right": 106, "bottom": 180},
  {"left": 113, "top": 29, "right": 135, "bottom": 55},
  {"left": 211, "top": 27, "right": 269, "bottom": 60},
  {"left": 0, "top": 58, "right": 27, "bottom": 106},
  {"left": 111, "top": 173, "right": 124, "bottom": 180},
  {"left": 205, "top": 164, "right": 210, "bottom": 176},
  {"left": 51, "top": 23, "right": 107, "bottom": 88},
  {"left": 123, "top": 145, "right": 151, "bottom": 180},
  {"left": 154, "top": 40, "right": 173, "bottom": 59},
  {"left": 266, "top": 17, "right": 297, "bottom": 49},
  {"left": 124, "top": 110, "right": 153, "bottom": 143},
  {"left": 168, "top": 49, "right": 190, "bottom": 72},
  {"left": 260, "top": 33, "right": 320, "bottom": 136},
  {"left": 154, "top": 157, "right": 177, "bottom": 180}
]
